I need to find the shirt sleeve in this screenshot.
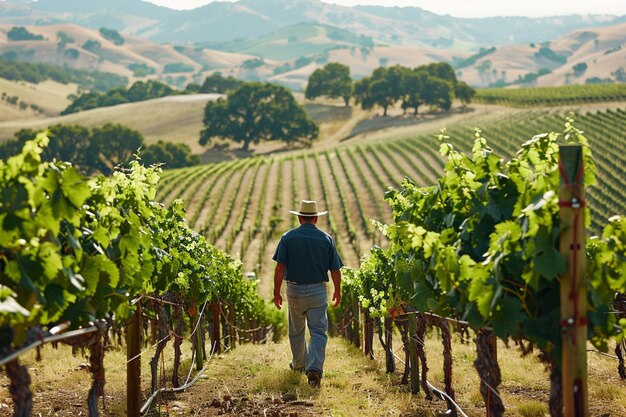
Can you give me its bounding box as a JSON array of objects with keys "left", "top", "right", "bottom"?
[
  {"left": 273, "top": 236, "right": 288, "bottom": 264},
  {"left": 328, "top": 239, "right": 343, "bottom": 270}
]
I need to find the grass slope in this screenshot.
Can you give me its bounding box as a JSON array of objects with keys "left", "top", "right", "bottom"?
[
  {"left": 0, "top": 78, "right": 76, "bottom": 119},
  {"left": 1, "top": 331, "right": 623, "bottom": 416},
  {"left": 0, "top": 93, "right": 221, "bottom": 152}
]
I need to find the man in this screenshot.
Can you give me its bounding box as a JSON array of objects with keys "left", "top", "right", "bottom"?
[{"left": 273, "top": 200, "right": 342, "bottom": 388}]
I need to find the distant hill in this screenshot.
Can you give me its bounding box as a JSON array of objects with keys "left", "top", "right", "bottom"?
[
  {"left": 456, "top": 22, "right": 626, "bottom": 87},
  {"left": 0, "top": 1, "right": 625, "bottom": 91},
  {"left": 0, "top": 94, "right": 221, "bottom": 154},
  {"left": 199, "top": 23, "right": 375, "bottom": 61},
  {"left": 0, "top": 23, "right": 257, "bottom": 88},
  {"left": 1, "top": 0, "right": 623, "bottom": 49}
]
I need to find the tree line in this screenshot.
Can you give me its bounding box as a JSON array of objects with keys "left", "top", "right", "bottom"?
[
  {"left": 0, "top": 57, "right": 127, "bottom": 93},
  {"left": 306, "top": 62, "right": 475, "bottom": 115},
  {"left": 62, "top": 80, "right": 177, "bottom": 114},
  {"left": 199, "top": 62, "right": 475, "bottom": 151},
  {"left": 63, "top": 74, "right": 245, "bottom": 114},
  {"left": 0, "top": 124, "right": 198, "bottom": 175}
]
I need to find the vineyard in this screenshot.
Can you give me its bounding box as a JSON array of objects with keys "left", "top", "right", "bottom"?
[
  {"left": 335, "top": 120, "right": 626, "bottom": 415},
  {"left": 474, "top": 84, "right": 626, "bottom": 107},
  {"left": 1, "top": 101, "right": 626, "bottom": 416},
  {"left": 0, "top": 135, "right": 283, "bottom": 415},
  {"left": 157, "top": 107, "right": 626, "bottom": 297}
]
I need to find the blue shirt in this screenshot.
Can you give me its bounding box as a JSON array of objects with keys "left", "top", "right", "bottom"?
[{"left": 273, "top": 224, "right": 343, "bottom": 284}]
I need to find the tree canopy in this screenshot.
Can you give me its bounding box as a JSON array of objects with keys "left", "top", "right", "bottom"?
[
  {"left": 0, "top": 124, "right": 198, "bottom": 175},
  {"left": 0, "top": 57, "right": 127, "bottom": 92},
  {"left": 200, "top": 82, "right": 318, "bottom": 151},
  {"left": 305, "top": 62, "right": 353, "bottom": 106},
  {"left": 354, "top": 62, "right": 475, "bottom": 115},
  {"left": 7, "top": 26, "right": 44, "bottom": 41},
  {"left": 62, "top": 80, "right": 176, "bottom": 114},
  {"left": 199, "top": 72, "right": 245, "bottom": 93}
]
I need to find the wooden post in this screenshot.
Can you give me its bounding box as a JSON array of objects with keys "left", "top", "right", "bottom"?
[
  {"left": 195, "top": 312, "right": 204, "bottom": 371},
  {"left": 127, "top": 305, "right": 142, "bottom": 417},
  {"left": 229, "top": 304, "right": 237, "bottom": 349},
  {"left": 558, "top": 144, "right": 588, "bottom": 417},
  {"left": 408, "top": 313, "right": 420, "bottom": 395},
  {"left": 363, "top": 309, "right": 374, "bottom": 358},
  {"left": 212, "top": 301, "right": 221, "bottom": 354},
  {"left": 384, "top": 317, "right": 395, "bottom": 373},
  {"left": 352, "top": 299, "right": 360, "bottom": 348}
]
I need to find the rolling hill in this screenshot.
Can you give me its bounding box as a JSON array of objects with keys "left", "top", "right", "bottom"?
[
  {"left": 0, "top": 77, "right": 75, "bottom": 120},
  {"left": 0, "top": 23, "right": 258, "bottom": 88},
  {"left": 0, "top": 93, "right": 222, "bottom": 154},
  {"left": 2, "top": 0, "right": 623, "bottom": 49},
  {"left": 2, "top": 15, "right": 626, "bottom": 91},
  {"left": 458, "top": 21, "right": 626, "bottom": 87}
]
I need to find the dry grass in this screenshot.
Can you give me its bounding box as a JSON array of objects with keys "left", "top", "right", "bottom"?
[
  {"left": 1, "top": 329, "right": 625, "bottom": 416},
  {"left": 0, "top": 95, "right": 211, "bottom": 152},
  {"left": 515, "top": 400, "right": 548, "bottom": 417},
  {"left": 0, "top": 78, "right": 76, "bottom": 122}
]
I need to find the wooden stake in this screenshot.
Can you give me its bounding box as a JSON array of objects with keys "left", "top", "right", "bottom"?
[
  {"left": 352, "top": 299, "right": 360, "bottom": 348},
  {"left": 195, "top": 312, "right": 204, "bottom": 371},
  {"left": 558, "top": 144, "right": 588, "bottom": 417},
  {"left": 408, "top": 314, "right": 420, "bottom": 395},
  {"left": 127, "top": 305, "right": 142, "bottom": 417},
  {"left": 212, "top": 301, "right": 221, "bottom": 354},
  {"left": 363, "top": 309, "right": 374, "bottom": 358}
]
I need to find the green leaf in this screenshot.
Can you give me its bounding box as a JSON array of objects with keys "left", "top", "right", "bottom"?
[
  {"left": 469, "top": 275, "right": 494, "bottom": 318},
  {"left": 60, "top": 168, "right": 90, "bottom": 208},
  {"left": 531, "top": 227, "right": 565, "bottom": 281},
  {"left": 492, "top": 296, "right": 523, "bottom": 339},
  {"left": 38, "top": 242, "right": 63, "bottom": 280},
  {"left": 81, "top": 254, "right": 120, "bottom": 294}
]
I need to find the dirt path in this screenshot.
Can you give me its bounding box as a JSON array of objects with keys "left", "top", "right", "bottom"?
[
  {"left": 338, "top": 147, "right": 393, "bottom": 227},
  {"left": 325, "top": 149, "right": 370, "bottom": 259},
  {"left": 166, "top": 337, "right": 437, "bottom": 417},
  {"left": 193, "top": 162, "right": 244, "bottom": 240},
  {"left": 213, "top": 162, "right": 259, "bottom": 250},
  {"left": 313, "top": 153, "right": 360, "bottom": 268},
  {"left": 255, "top": 158, "right": 296, "bottom": 296},
  {"left": 240, "top": 161, "right": 275, "bottom": 275},
  {"left": 229, "top": 162, "right": 269, "bottom": 262},
  {"left": 160, "top": 165, "right": 212, "bottom": 207}
]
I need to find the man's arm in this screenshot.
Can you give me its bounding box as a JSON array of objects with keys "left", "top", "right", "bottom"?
[
  {"left": 273, "top": 263, "right": 286, "bottom": 309},
  {"left": 330, "top": 269, "right": 341, "bottom": 308}
]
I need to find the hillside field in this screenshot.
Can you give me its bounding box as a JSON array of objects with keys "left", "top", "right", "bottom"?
[
  {"left": 0, "top": 78, "right": 76, "bottom": 120},
  {"left": 0, "top": 93, "right": 223, "bottom": 154},
  {"left": 153, "top": 101, "right": 626, "bottom": 300}
]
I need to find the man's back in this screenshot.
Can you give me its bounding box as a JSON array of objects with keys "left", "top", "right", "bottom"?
[{"left": 273, "top": 224, "right": 341, "bottom": 285}]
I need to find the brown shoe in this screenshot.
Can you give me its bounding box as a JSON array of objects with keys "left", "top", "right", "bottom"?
[
  {"left": 306, "top": 370, "right": 321, "bottom": 388},
  {"left": 289, "top": 363, "right": 304, "bottom": 373}
]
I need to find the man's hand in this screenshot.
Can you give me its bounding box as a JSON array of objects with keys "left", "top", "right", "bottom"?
[
  {"left": 332, "top": 290, "right": 341, "bottom": 308},
  {"left": 273, "top": 263, "right": 285, "bottom": 310},
  {"left": 330, "top": 269, "right": 341, "bottom": 308},
  {"left": 274, "top": 293, "right": 283, "bottom": 310}
]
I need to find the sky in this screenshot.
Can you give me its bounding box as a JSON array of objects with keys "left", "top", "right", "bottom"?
[{"left": 145, "top": 0, "right": 626, "bottom": 18}]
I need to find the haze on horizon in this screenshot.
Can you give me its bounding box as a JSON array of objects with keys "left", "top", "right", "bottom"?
[{"left": 144, "top": 0, "right": 626, "bottom": 18}]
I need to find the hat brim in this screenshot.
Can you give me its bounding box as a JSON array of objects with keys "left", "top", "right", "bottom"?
[{"left": 289, "top": 210, "right": 328, "bottom": 216}]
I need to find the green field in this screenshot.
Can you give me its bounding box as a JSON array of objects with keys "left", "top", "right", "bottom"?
[{"left": 475, "top": 83, "right": 626, "bottom": 107}]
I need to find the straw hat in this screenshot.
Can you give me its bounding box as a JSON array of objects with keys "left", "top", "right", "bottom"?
[{"left": 289, "top": 200, "right": 328, "bottom": 216}]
